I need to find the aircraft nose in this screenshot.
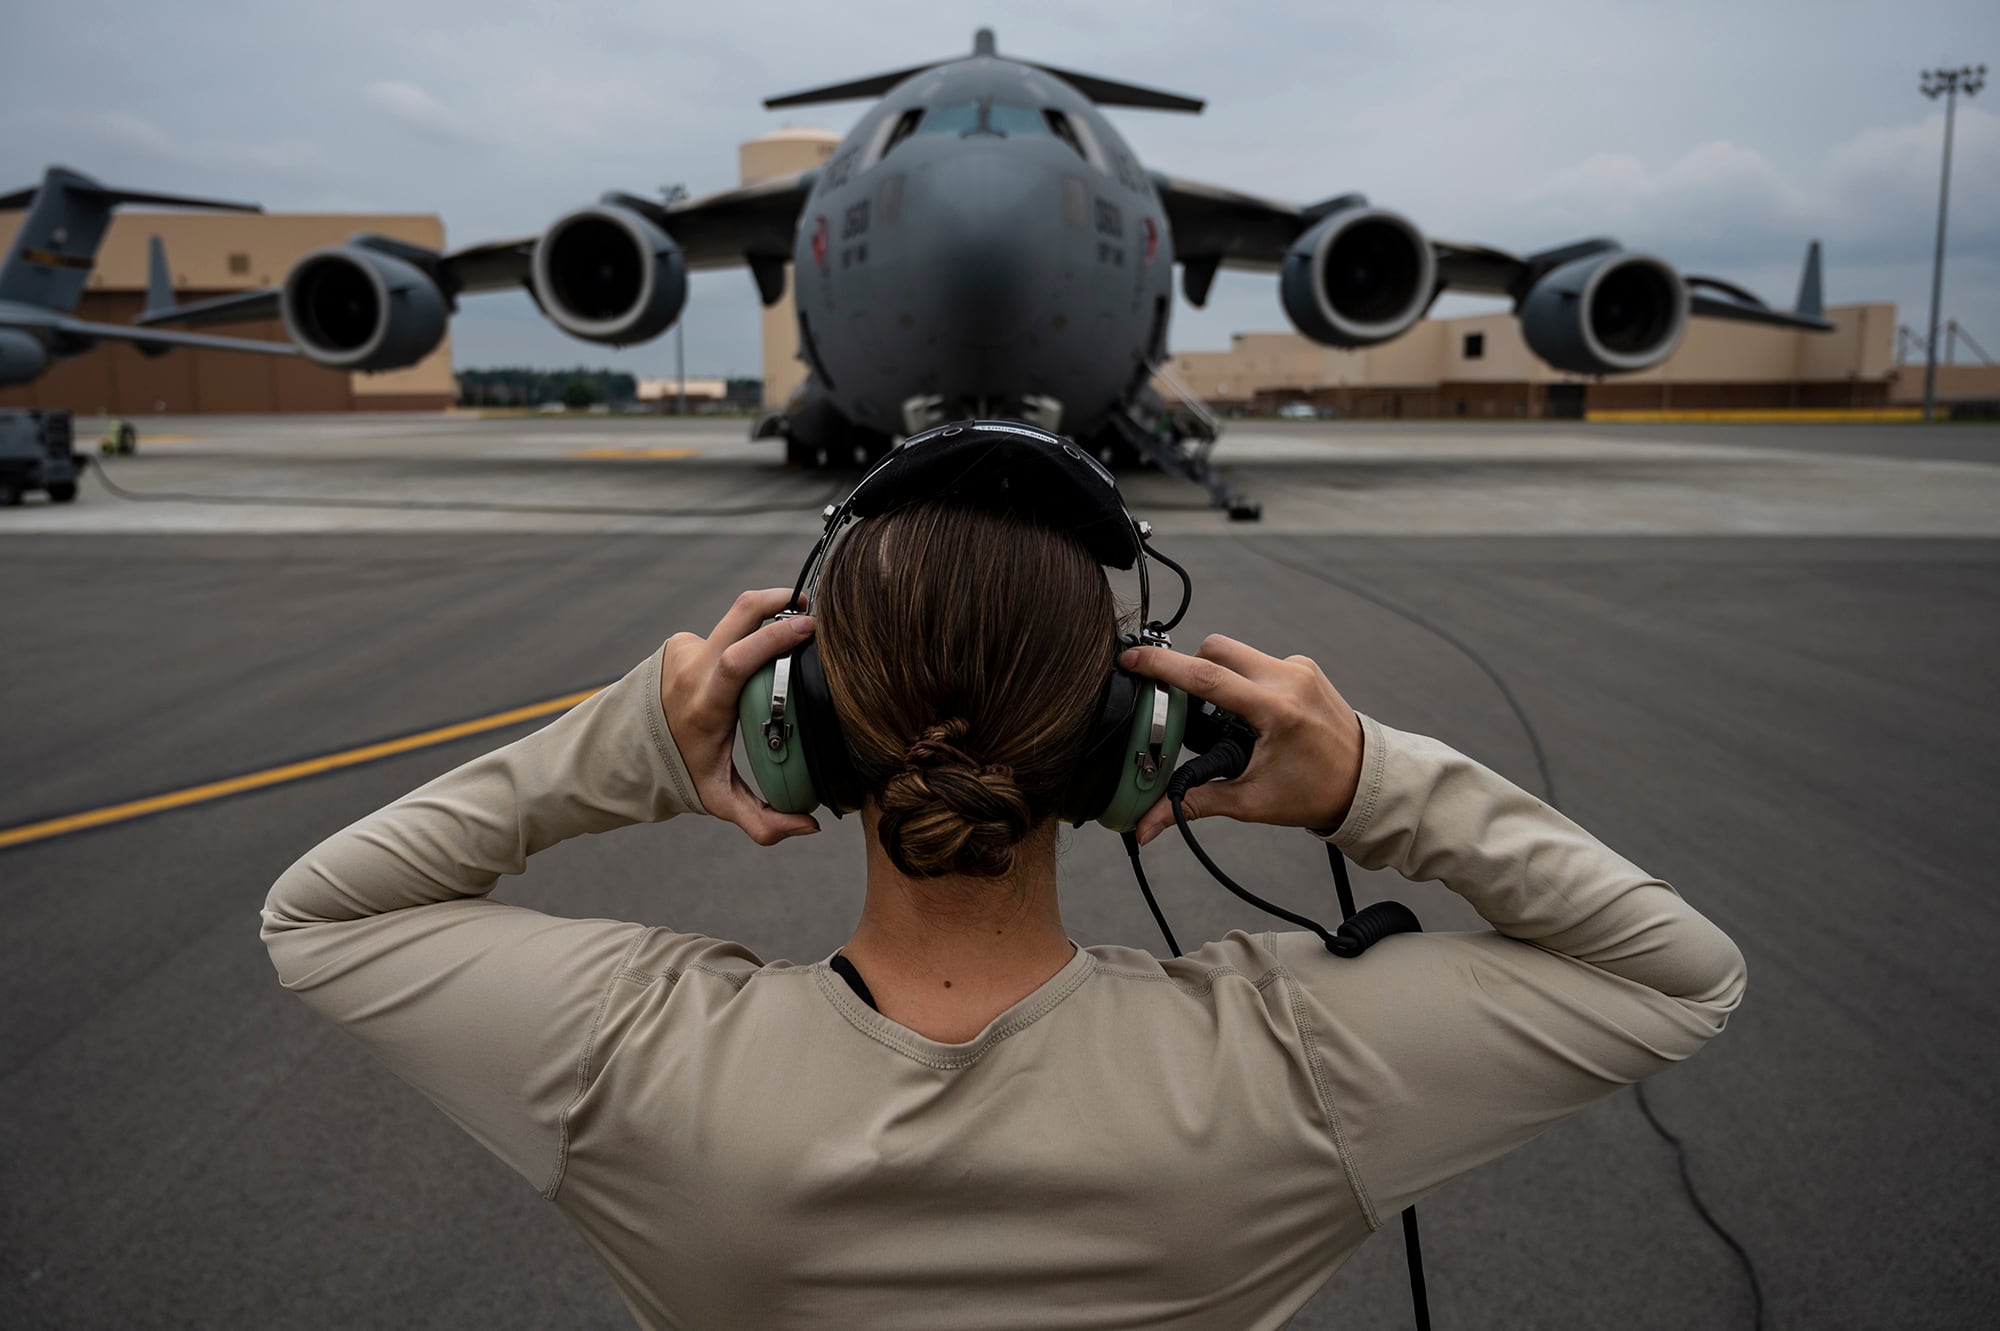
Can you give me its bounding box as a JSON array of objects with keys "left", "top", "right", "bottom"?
[{"left": 905, "top": 150, "right": 1059, "bottom": 345}]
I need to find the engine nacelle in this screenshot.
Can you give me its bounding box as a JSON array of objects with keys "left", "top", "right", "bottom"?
[
  {"left": 1280, "top": 206, "right": 1435, "bottom": 348},
  {"left": 0, "top": 329, "right": 50, "bottom": 386},
  {"left": 532, "top": 204, "right": 688, "bottom": 345},
  {"left": 1519, "top": 251, "right": 1688, "bottom": 375},
  {"left": 281, "top": 247, "right": 448, "bottom": 372}
]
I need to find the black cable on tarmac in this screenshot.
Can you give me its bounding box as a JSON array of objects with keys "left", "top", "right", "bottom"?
[
  {"left": 87, "top": 456, "right": 844, "bottom": 520},
  {"left": 1240, "top": 538, "right": 1767, "bottom": 1331}
]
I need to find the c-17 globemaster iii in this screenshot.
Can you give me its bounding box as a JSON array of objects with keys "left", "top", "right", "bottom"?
[
  {"left": 0, "top": 165, "right": 296, "bottom": 501},
  {"left": 142, "top": 28, "right": 1829, "bottom": 516}
]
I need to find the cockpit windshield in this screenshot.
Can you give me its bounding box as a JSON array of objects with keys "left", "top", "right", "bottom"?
[
  {"left": 917, "top": 102, "right": 1050, "bottom": 138},
  {"left": 873, "top": 100, "right": 1104, "bottom": 168}
]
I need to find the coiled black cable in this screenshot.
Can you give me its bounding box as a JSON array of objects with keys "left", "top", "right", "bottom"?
[{"left": 1243, "top": 540, "right": 1766, "bottom": 1331}]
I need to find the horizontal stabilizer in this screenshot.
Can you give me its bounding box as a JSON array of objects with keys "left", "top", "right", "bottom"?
[
  {"left": 0, "top": 166, "right": 261, "bottom": 215},
  {"left": 764, "top": 28, "right": 1201, "bottom": 112},
  {"left": 765, "top": 62, "right": 938, "bottom": 109},
  {"left": 1022, "top": 62, "right": 1202, "bottom": 112}
]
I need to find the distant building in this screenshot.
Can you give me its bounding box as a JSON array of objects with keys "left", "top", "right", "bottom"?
[
  {"left": 636, "top": 376, "right": 729, "bottom": 404},
  {"left": 1156, "top": 304, "right": 1907, "bottom": 419},
  {"left": 0, "top": 209, "right": 455, "bottom": 413},
  {"left": 742, "top": 127, "right": 841, "bottom": 410},
  {"left": 1885, "top": 362, "right": 2000, "bottom": 409}
]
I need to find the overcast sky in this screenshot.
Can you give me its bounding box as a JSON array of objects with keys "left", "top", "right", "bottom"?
[{"left": 4, "top": 0, "right": 1995, "bottom": 377}]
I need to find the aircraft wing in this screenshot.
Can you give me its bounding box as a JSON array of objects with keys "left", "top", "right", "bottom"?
[
  {"left": 140, "top": 172, "right": 817, "bottom": 329},
  {"left": 1151, "top": 172, "right": 1366, "bottom": 305},
  {"left": 134, "top": 287, "right": 280, "bottom": 328},
  {"left": 1154, "top": 172, "right": 1832, "bottom": 331},
  {"left": 1429, "top": 236, "right": 1834, "bottom": 331},
  {"left": 1151, "top": 173, "right": 1310, "bottom": 273},
  {"left": 19, "top": 313, "right": 299, "bottom": 355},
  {"left": 646, "top": 172, "right": 816, "bottom": 270}
]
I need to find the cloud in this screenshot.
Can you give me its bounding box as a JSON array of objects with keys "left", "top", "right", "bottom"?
[
  {"left": 362, "top": 80, "right": 486, "bottom": 143},
  {"left": 1506, "top": 107, "right": 1999, "bottom": 270}
]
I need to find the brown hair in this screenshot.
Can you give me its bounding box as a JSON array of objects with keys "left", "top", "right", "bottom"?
[{"left": 816, "top": 499, "right": 1117, "bottom": 879}]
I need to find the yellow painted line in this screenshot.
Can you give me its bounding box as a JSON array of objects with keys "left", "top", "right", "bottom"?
[
  {"left": 1586, "top": 408, "right": 1926, "bottom": 424},
  {"left": 0, "top": 685, "right": 604, "bottom": 852},
  {"left": 568, "top": 446, "right": 699, "bottom": 460}
]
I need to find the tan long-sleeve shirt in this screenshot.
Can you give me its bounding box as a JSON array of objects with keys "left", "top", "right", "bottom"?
[{"left": 263, "top": 646, "right": 1745, "bottom": 1330}]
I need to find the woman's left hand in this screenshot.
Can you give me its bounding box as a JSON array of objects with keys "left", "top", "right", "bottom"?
[{"left": 658, "top": 588, "right": 822, "bottom": 846}]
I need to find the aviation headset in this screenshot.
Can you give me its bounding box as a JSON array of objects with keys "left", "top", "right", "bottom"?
[{"left": 736, "top": 419, "right": 1191, "bottom": 832}]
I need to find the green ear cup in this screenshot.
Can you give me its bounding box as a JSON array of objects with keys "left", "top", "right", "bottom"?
[
  {"left": 737, "top": 655, "right": 821, "bottom": 814},
  {"left": 1096, "top": 682, "right": 1189, "bottom": 833}
]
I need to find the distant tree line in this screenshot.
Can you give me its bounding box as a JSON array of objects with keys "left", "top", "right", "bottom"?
[
  {"left": 455, "top": 369, "right": 765, "bottom": 411},
  {"left": 456, "top": 368, "right": 638, "bottom": 408}
]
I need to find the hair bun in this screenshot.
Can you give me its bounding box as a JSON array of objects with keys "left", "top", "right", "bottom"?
[{"left": 878, "top": 720, "right": 1034, "bottom": 878}]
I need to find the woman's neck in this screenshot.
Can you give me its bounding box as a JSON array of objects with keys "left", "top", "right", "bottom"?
[{"left": 840, "top": 809, "right": 1074, "bottom": 1043}]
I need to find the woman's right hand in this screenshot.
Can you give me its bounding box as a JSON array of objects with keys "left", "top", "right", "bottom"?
[{"left": 1120, "top": 635, "right": 1365, "bottom": 847}]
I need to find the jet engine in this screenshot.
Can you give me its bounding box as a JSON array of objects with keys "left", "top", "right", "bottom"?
[
  {"left": 0, "top": 329, "right": 50, "bottom": 386},
  {"left": 281, "top": 247, "right": 448, "bottom": 372},
  {"left": 531, "top": 204, "right": 688, "bottom": 345},
  {"left": 1518, "top": 251, "right": 1688, "bottom": 375},
  {"left": 1280, "top": 206, "right": 1435, "bottom": 347}
]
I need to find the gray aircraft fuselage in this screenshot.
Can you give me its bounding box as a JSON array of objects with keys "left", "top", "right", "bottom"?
[{"left": 791, "top": 56, "right": 1173, "bottom": 438}]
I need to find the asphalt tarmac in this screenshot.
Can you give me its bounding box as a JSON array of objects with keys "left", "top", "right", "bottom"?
[{"left": 3, "top": 418, "right": 1997, "bottom": 1329}]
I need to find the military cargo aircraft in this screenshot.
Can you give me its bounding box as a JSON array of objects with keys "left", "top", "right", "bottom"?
[
  {"left": 141, "top": 29, "right": 1828, "bottom": 515},
  {"left": 0, "top": 166, "right": 298, "bottom": 502},
  {"left": 0, "top": 166, "right": 298, "bottom": 391}
]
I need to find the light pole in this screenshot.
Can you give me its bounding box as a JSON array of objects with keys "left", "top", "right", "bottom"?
[
  {"left": 1919, "top": 64, "right": 1985, "bottom": 422},
  {"left": 660, "top": 183, "right": 690, "bottom": 416}
]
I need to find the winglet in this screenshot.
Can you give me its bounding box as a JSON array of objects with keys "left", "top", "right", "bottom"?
[
  {"left": 145, "top": 235, "right": 174, "bottom": 318},
  {"left": 1795, "top": 240, "right": 1824, "bottom": 324}
]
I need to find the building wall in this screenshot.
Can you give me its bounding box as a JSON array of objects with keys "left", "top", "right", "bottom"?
[
  {"left": 0, "top": 210, "right": 455, "bottom": 412},
  {"left": 1886, "top": 363, "right": 2000, "bottom": 403},
  {"left": 743, "top": 128, "right": 841, "bottom": 410},
  {"left": 1163, "top": 302, "right": 1898, "bottom": 415},
  {"left": 636, "top": 376, "right": 728, "bottom": 402}
]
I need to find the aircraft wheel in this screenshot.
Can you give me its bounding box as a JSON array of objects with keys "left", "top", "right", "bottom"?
[
  {"left": 1227, "top": 500, "right": 1263, "bottom": 522},
  {"left": 784, "top": 434, "right": 819, "bottom": 468},
  {"left": 119, "top": 424, "right": 138, "bottom": 454},
  {"left": 47, "top": 482, "right": 78, "bottom": 504},
  {"left": 0, "top": 480, "right": 22, "bottom": 507}
]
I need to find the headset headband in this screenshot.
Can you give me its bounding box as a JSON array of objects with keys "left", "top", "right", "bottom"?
[{"left": 787, "top": 420, "right": 1187, "bottom": 638}]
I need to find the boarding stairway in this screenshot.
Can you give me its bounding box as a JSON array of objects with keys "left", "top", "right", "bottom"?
[{"left": 1110, "top": 364, "right": 1260, "bottom": 520}]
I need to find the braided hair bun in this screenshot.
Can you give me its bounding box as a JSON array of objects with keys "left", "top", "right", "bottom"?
[{"left": 877, "top": 720, "right": 1034, "bottom": 878}]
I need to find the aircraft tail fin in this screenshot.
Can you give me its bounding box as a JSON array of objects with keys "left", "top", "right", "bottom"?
[
  {"left": 1795, "top": 240, "right": 1824, "bottom": 324},
  {"left": 764, "top": 28, "right": 1203, "bottom": 113},
  {"left": 0, "top": 165, "right": 261, "bottom": 315}
]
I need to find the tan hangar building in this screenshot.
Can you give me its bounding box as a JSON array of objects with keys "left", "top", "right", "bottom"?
[
  {"left": 1156, "top": 302, "right": 1909, "bottom": 419},
  {"left": 0, "top": 210, "right": 455, "bottom": 413}
]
